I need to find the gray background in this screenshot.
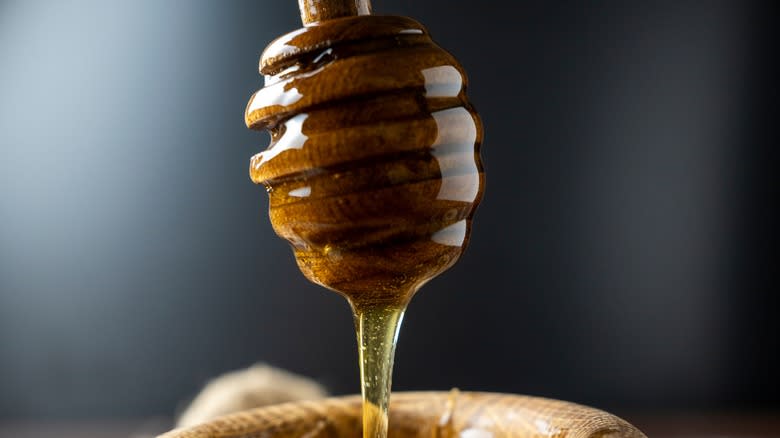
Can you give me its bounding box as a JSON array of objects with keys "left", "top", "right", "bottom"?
[{"left": 0, "top": 0, "right": 776, "bottom": 419}]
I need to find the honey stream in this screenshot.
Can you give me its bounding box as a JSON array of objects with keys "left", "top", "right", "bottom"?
[{"left": 351, "top": 302, "right": 407, "bottom": 438}]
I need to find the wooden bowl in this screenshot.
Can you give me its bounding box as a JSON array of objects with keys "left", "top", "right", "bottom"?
[{"left": 159, "top": 391, "right": 646, "bottom": 438}]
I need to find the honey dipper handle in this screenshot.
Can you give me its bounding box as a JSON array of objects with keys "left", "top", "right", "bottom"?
[{"left": 298, "top": 0, "right": 372, "bottom": 25}]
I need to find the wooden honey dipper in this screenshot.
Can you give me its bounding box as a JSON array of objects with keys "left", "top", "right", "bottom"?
[
  {"left": 245, "top": 2, "right": 484, "bottom": 436},
  {"left": 245, "top": 0, "right": 484, "bottom": 308}
]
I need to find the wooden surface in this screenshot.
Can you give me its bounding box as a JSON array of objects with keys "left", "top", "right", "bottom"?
[
  {"left": 0, "top": 417, "right": 171, "bottom": 438},
  {"left": 2, "top": 412, "right": 779, "bottom": 437},
  {"left": 629, "top": 412, "right": 780, "bottom": 437}
]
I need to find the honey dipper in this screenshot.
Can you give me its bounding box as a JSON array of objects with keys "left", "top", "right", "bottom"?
[
  {"left": 245, "top": 1, "right": 483, "bottom": 436},
  {"left": 246, "top": 0, "right": 483, "bottom": 307}
]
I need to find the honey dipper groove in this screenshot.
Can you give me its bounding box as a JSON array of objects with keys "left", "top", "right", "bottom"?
[{"left": 246, "top": 14, "right": 483, "bottom": 306}]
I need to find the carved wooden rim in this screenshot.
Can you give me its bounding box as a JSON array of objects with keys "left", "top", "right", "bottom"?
[{"left": 159, "top": 391, "right": 647, "bottom": 438}]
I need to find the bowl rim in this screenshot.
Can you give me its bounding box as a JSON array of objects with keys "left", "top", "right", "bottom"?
[{"left": 159, "top": 390, "right": 647, "bottom": 438}]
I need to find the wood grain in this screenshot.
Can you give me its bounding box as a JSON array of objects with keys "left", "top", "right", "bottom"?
[
  {"left": 159, "top": 391, "right": 647, "bottom": 438},
  {"left": 245, "top": 15, "right": 483, "bottom": 306}
]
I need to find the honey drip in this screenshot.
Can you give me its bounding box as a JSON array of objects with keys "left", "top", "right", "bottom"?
[{"left": 352, "top": 302, "right": 407, "bottom": 438}]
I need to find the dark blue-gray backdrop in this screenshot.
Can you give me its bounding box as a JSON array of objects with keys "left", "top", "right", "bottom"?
[{"left": 0, "top": 0, "right": 776, "bottom": 419}]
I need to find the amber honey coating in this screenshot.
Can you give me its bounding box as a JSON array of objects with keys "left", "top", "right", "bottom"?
[{"left": 246, "top": 16, "right": 483, "bottom": 306}]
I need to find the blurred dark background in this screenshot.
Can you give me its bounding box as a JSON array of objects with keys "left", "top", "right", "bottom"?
[{"left": 0, "top": 0, "right": 777, "bottom": 422}]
